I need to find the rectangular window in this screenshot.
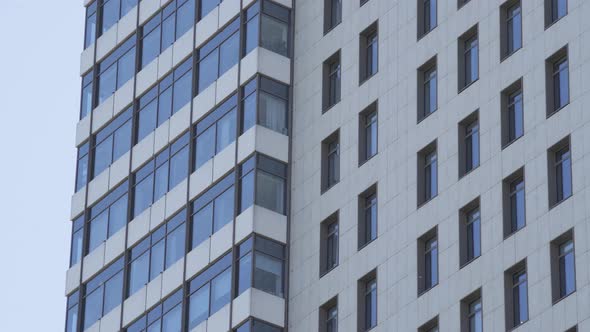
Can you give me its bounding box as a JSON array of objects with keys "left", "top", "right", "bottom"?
[
  {"left": 241, "top": 75, "right": 289, "bottom": 135},
  {"left": 319, "top": 297, "right": 338, "bottom": 332},
  {"left": 418, "top": 141, "right": 437, "bottom": 206},
  {"left": 418, "top": 0, "right": 437, "bottom": 38},
  {"left": 132, "top": 133, "right": 190, "bottom": 218},
  {"left": 358, "top": 185, "right": 377, "bottom": 248},
  {"left": 358, "top": 271, "right": 377, "bottom": 331},
  {"left": 140, "top": 0, "right": 195, "bottom": 69},
  {"left": 418, "top": 317, "right": 439, "bottom": 332},
  {"left": 460, "top": 198, "right": 481, "bottom": 267},
  {"left": 418, "top": 57, "right": 437, "bottom": 121},
  {"left": 459, "top": 111, "right": 479, "bottom": 177},
  {"left": 97, "top": 37, "right": 136, "bottom": 104},
  {"left": 191, "top": 172, "right": 235, "bottom": 249},
  {"left": 82, "top": 257, "right": 124, "bottom": 330},
  {"left": 322, "top": 131, "right": 340, "bottom": 191},
  {"left": 242, "top": 0, "right": 290, "bottom": 57},
  {"left": 548, "top": 137, "right": 572, "bottom": 207},
  {"left": 76, "top": 142, "right": 90, "bottom": 191},
  {"left": 505, "top": 260, "right": 528, "bottom": 329},
  {"left": 124, "top": 289, "right": 183, "bottom": 332},
  {"left": 323, "top": 51, "right": 341, "bottom": 111},
  {"left": 359, "top": 102, "right": 378, "bottom": 163},
  {"left": 551, "top": 230, "right": 576, "bottom": 302},
  {"left": 100, "top": 0, "right": 138, "bottom": 34},
  {"left": 84, "top": 2, "right": 98, "bottom": 48},
  {"left": 320, "top": 212, "right": 339, "bottom": 276},
  {"left": 360, "top": 22, "right": 378, "bottom": 83},
  {"left": 545, "top": 0, "right": 567, "bottom": 26},
  {"left": 92, "top": 107, "right": 132, "bottom": 178},
  {"left": 418, "top": 228, "right": 438, "bottom": 294},
  {"left": 70, "top": 215, "right": 85, "bottom": 267},
  {"left": 324, "top": 0, "right": 342, "bottom": 33},
  {"left": 501, "top": 0, "right": 522, "bottom": 59},
  {"left": 137, "top": 57, "right": 193, "bottom": 143},
  {"left": 458, "top": 26, "right": 478, "bottom": 91},
  {"left": 460, "top": 290, "right": 482, "bottom": 332},
  {"left": 502, "top": 168, "right": 525, "bottom": 237},
  {"left": 87, "top": 181, "right": 129, "bottom": 253},
  {"left": 238, "top": 154, "right": 287, "bottom": 215},
  {"left": 197, "top": 18, "right": 240, "bottom": 93},
  {"left": 546, "top": 47, "right": 569, "bottom": 116},
  {"left": 66, "top": 291, "right": 80, "bottom": 332},
  {"left": 127, "top": 210, "right": 186, "bottom": 296},
  {"left": 80, "top": 71, "right": 94, "bottom": 120},
  {"left": 235, "top": 236, "right": 286, "bottom": 298},
  {"left": 501, "top": 79, "right": 524, "bottom": 147},
  {"left": 188, "top": 253, "right": 232, "bottom": 329},
  {"left": 193, "top": 94, "right": 237, "bottom": 170}
]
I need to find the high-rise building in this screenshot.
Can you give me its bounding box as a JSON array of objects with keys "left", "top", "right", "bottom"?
[{"left": 66, "top": 0, "right": 589, "bottom": 331}]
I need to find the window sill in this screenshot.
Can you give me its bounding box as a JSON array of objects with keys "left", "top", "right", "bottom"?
[
  {"left": 549, "top": 193, "right": 572, "bottom": 210},
  {"left": 552, "top": 289, "right": 576, "bottom": 305},
  {"left": 418, "top": 283, "right": 438, "bottom": 297},
  {"left": 359, "top": 153, "right": 377, "bottom": 167},
  {"left": 458, "top": 78, "right": 479, "bottom": 94},
  {"left": 500, "top": 47, "right": 522, "bottom": 63},
  {"left": 547, "top": 102, "right": 570, "bottom": 119},
  {"left": 502, "top": 134, "right": 523, "bottom": 150},
  {"left": 417, "top": 194, "right": 438, "bottom": 209},
  {"left": 321, "top": 181, "right": 340, "bottom": 195},
  {"left": 320, "top": 264, "right": 339, "bottom": 278},
  {"left": 545, "top": 15, "right": 567, "bottom": 30},
  {"left": 417, "top": 108, "right": 437, "bottom": 124},
  {"left": 417, "top": 26, "right": 437, "bottom": 42},
  {"left": 503, "top": 224, "right": 525, "bottom": 240},
  {"left": 359, "top": 71, "right": 378, "bottom": 86},
  {"left": 460, "top": 255, "right": 480, "bottom": 269},
  {"left": 459, "top": 164, "right": 480, "bottom": 180},
  {"left": 322, "top": 101, "right": 340, "bottom": 114},
  {"left": 358, "top": 237, "right": 377, "bottom": 252},
  {"left": 324, "top": 22, "right": 341, "bottom": 36}
]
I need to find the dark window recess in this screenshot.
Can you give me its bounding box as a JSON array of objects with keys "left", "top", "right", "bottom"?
[
  {"left": 418, "top": 227, "right": 438, "bottom": 294},
  {"left": 87, "top": 181, "right": 129, "bottom": 254},
  {"left": 504, "top": 260, "right": 528, "bottom": 329},
  {"left": 550, "top": 230, "right": 576, "bottom": 302},
  {"left": 137, "top": 57, "right": 193, "bottom": 143},
  {"left": 323, "top": 51, "right": 341, "bottom": 111},
  {"left": 418, "top": 141, "right": 437, "bottom": 206},
  {"left": 502, "top": 168, "right": 525, "bottom": 237},
  {"left": 359, "top": 102, "right": 378, "bottom": 163},
  {"left": 97, "top": 37, "right": 136, "bottom": 104},
  {"left": 322, "top": 131, "right": 340, "bottom": 191},
  {"left": 458, "top": 25, "right": 478, "bottom": 91},
  {"left": 92, "top": 107, "right": 132, "bottom": 178},
  {"left": 417, "top": 57, "right": 437, "bottom": 121},
  {"left": 243, "top": 0, "right": 290, "bottom": 57},
  {"left": 125, "top": 289, "right": 183, "bottom": 332},
  {"left": 238, "top": 154, "right": 288, "bottom": 215},
  {"left": 546, "top": 47, "right": 569, "bottom": 116},
  {"left": 501, "top": 79, "right": 524, "bottom": 147},
  {"left": 545, "top": 0, "right": 567, "bottom": 27},
  {"left": 460, "top": 289, "right": 482, "bottom": 332},
  {"left": 132, "top": 133, "right": 190, "bottom": 218},
  {"left": 501, "top": 1, "right": 522, "bottom": 58},
  {"left": 360, "top": 22, "right": 378, "bottom": 83},
  {"left": 548, "top": 137, "right": 572, "bottom": 207},
  {"left": 459, "top": 198, "right": 481, "bottom": 267},
  {"left": 324, "top": 0, "right": 342, "bottom": 33},
  {"left": 320, "top": 212, "right": 339, "bottom": 275},
  {"left": 197, "top": 18, "right": 240, "bottom": 93},
  {"left": 358, "top": 271, "right": 377, "bottom": 331},
  {"left": 82, "top": 257, "right": 125, "bottom": 330},
  {"left": 418, "top": 0, "right": 437, "bottom": 38},
  {"left": 418, "top": 316, "right": 439, "bottom": 332},
  {"left": 140, "top": 0, "right": 195, "bottom": 69},
  {"left": 458, "top": 111, "right": 480, "bottom": 177},
  {"left": 358, "top": 185, "right": 377, "bottom": 248},
  {"left": 319, "top": 297, "right": 338, "bottom": 332},
  {"left": 76, "top": 142, "right": 90, "bottom": 191},
  {"left": 241, "top": 75, "right": 289, "bottom": 135}
]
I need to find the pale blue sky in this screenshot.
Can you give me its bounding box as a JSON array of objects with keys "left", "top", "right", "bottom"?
[{"left": 0, "top": 2, "right": 84, "bottom": 330}]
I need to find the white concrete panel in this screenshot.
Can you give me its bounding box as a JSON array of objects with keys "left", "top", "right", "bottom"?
[
  {"left": 212, "top": 142, "right": 235, "bottom": 181},
  {"left": 146, "top": 274, "right": 163, "bottom": 309},
  {"left": 80, "top": 44, "right": 95, "bottom": 75},
  {"left": 218, "top": 0, "right": 240, "bottom": 28},
  {"left": 113, "top": 78, "right": 135, "bottom": 116},
  {"left": 86, "top": 319, "right": 101, "bottom": 332},
  {"left": 257, "top": 48, "right": 291, "bottom": 85},
  {"left": 117, "top": 8, "right": 137, "bottom": 43},
  {"left": 215, "top": 65, "right": 238, "bottom": 104},
  {"left": 209, "top": 221, "right": 233, "bottom": 262},
  {"left": 87, "top": 170, "right": 110, "bottom": 206},
  {"left": 169, "top": 104, "right": 191, "bottom": 141},
  {"left": 104, "top": 227, "right": 126, "bottom": 265},
  {"left": 149, "top": 195, "right": 167, "bottom": 231},
  {"left": 96, "top": 26, "right": 117, "bottom": 62},
  {"left": 92, "top": 96, "right": 115, "bottom": 133},
  {"left": 132, "top": 131, "right": 155, "bottom": 171},
  {"left": 127, "top": 208, "right": 151, "bottom": 248},
  {"left": 192, "top": 83, "right": 216, "bottom": 124},
  {"left": 65, "top": 263, "right": 81, "bottom": 296},
  {"left": 136, "top": 60, "right": 159, "bottom": 98},
  {"left": 154, "top": 120, "right": 170, "bottom": 154},
  {"left": 250, "top": 289, "right": 285, "bottom": 327},
  {"left": 255, "top": 125, "right": 289, "bottom": 163},
  {"left": 165, "top": 179, "right": 188, "bottom": 218},
  {"left": 99, "top": 305, "right": 121, "bottom": 332},
  {"left": 161, "top": 258, "right": 184, "bottom": 297},
  {"left": 82, "top": 243, "right": 105, "bottom": 282},
  {"left": 195, "top": 7, "right": 219, "bottom": 49},
  {"left": 207, "top": 304, "right": 230, "bottom": 332},
  {"left": 189, "top": 159, "right": 214, "bottom": 201},
  {"left": 70, "top": 188, "right": 86, "bottom": 220},
  {"left": 231, "top": 289, "right": 251, "bottom": 328},
  {"left": 239, "top": 49, "right": 258, "bottom": 85},
  {"left": 122, "top": 287, "right": 147, "bottom": 327},
  {"left": 235, "top": 205, "right": 287, "bottom": 245},
  {"left": 109, "top": 152, "right": 130, "bottom": 189},
  {"left": 185, "top": 239, "right": 210, "bottom": 280},
  {"left": 158, "top": 46, "right": 174, "bottom": 79},
  {"left": 172, "top": 28, "right": 194, "bottom": 67},
  {"left": 237, "top": 126, "right": 255, "bottom": 164},
  {"left": 76, "top": 115, "right": 91, "bottom": 146},
  {"left": 139, "top": 0, "right": 160, "bottom": 25}
]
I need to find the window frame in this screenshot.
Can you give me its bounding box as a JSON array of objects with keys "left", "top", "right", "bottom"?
[
  {"left": 501, "top": 79, "right": 524, "bottom": 148},
  {"left": 240, "top": 74, "right": 290, "bottom": 135},
  {"left": 418, "top": 227, "right": 438, "bottom": 295},
  {"left": 418, "top": 140, "right": 438, "bottom": 206},
  {"left": 545, "top": 46, "right": 569, "bottom": 117},
  {"left": 91, "top": 107, "right": 133, "bottom": 179},
  {"left": 359, "top": 22, "right": 379, "bottom": 84},
  {"left": 82, "top": 257, "right": 125, "bottom": 330},
  {"left": 458, "top": 25, "right": 479, "bottom": 92},
  {"left": 547, "top": 136, "right": 572, "bottom": 208},
  {"left": 324, "top": 0, "right": 342, "bottom": 34},
  {"left": 550, "top": 229, "right": 576, "bottom": 303}
]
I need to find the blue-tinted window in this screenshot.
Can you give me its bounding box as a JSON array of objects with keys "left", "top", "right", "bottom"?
[
  {"left": 243, "top": 2, "right": 260, "bottom": 56},
  {"left": 140, "top": 0, "right": 195, "bottom": 68},
  {"left": 97, "top": 38, "right": 136, "bottom": 104},
  {"left": 464, "top": 120, "right": 479, "bottom": 173},
  {"left": 92, "top": 108, "right": 133, "bottom": 178},
  {"left": 236, "top": 235, "right": 285, "bottom": 298},
  {"left": 83, "top": 258, "right": 124, "bottom": 329},
  {"left": 125, "top": 290, "right": 183, "bottom": 332},
  {"left": 191, "top": 173, "right": 235, "bottom": 249},
  {"left": 137, "top": 58, "right": 193, "bottom": 142},
  {"left": 88, "top": 182, "right": 129, "bottom": 253},
  {"left": 66, "top": 291, "right": 80, "bottom": 332},
  {"left": 424, "top": 236, "right": 438, "bottom": 289},
  {"left": 466, "top": 208, "right": 481, "bottom": 262},
  {"left": 364, "top": 278, "right": 377, "bottom": 329},
  {"left": 559, "top": 239, "right": 575, "bottom": 298},
  {"left": 85, "top": 2, "right": 98, "bottom": 48},
  {"left": 423, "top": 0, "right": 437, "bottom": 34},
  {"left": 553, "top": 57, "right": 569, "bottom": 111},
  {"left": 193, "top": 95, "right": 237, "bottom": 169},
  {"left": 238, "top": 154, "right": 287, "bottom": 215},
  {"left": 132, "top": 133, "right": 190, "bottom": 217},
  {"left": 551, "top": 0, "right": 567, "bottom": 23},
  {"left": 424, "top": 151, "right": 437, "bottom": 201},
  {"left": 510, "top": 177, "right": 525, "bottom": 233},
  {"left": 76, "top": 142, "right": 90, "bottom": 191},
  {"left": 70, "top": 215, "right": 85, "bottom": 267},
  {"left": 555, "top": 146, "right": 572, "bottom": 203},
  {"left": 506, "top": 3, "right": 522, "bottom": 55},
  {"left": 241, "top": 76, "right": 289, "bottom": 135},
  {"left": 464, "top": 35, "right": 478, "bottom": 86},
  {"left": 508, "top": 90, "right": 524, "bottom": 143},
  {"left": 127, "top": 211, "right": 186, "bottom": 296},
  {"left": 200, "top": 0, "right": 221, "bottom": 19},
  {"left": 512, "top": 269, "right": 528, "bottom": 327},
  {"left": 100, "top": 0, "right": 138, "bottom": 34},
  {"left": 197, "top": 18, "right": 239, "bottom": 92},
  {"left": 235, "top": 319, "right": 283, "bottom": 332}
]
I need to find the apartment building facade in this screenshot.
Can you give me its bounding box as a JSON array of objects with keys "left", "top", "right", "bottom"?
[{"left": 66, "top": 0, "right": 590, "bottom": 331}]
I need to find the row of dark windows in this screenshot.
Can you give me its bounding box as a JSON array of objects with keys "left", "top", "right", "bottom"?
[
  {"left": 66, "top": 234, "right": 285, "bottom": 332},
  {"left": 80, "top": 0, "right": 290, "bottom": 120},
  {"left": 70, "top": 152, "right": 287, "bottom": 268},
  {"left": 76, "top": 72, "right": 289, "bottom": 192},
  {"left": 318, "top": 226, "right": 578, "bottom": 332}
]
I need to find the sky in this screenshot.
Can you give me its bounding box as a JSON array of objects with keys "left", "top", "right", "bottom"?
[{"left": 0, "top": 2, "right": 84, "bottom": 330}]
